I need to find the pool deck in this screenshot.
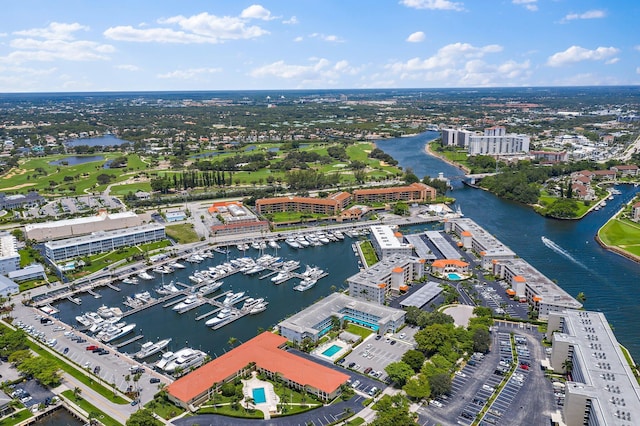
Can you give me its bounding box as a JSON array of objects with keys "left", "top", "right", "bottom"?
[
  {"left": 242, "top": 372, "right": 279, "bottom": 419},
  {"left": 313, "top": 340, "right": 351, "bottom": 362}
]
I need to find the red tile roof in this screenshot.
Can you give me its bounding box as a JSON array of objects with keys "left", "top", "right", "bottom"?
[
  {"left": 256, "top": 196, "right": 339, "bottom": 206},
  {"left": 167, "top": 332, "right": 349, "bottom": 404},
  {"left": 432, "top": 259, "right": 469, "bottom": 268}
]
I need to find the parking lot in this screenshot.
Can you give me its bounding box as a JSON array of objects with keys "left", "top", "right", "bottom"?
[{"left": 339, "top": 327, "right": 418, "bottom": 383}]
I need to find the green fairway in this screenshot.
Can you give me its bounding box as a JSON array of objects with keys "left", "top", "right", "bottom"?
[{"left": 599, "top": 218, "right": 640, "bottom": 256}]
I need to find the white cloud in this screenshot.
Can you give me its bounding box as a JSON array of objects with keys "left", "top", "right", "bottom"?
[
  {"left": 250, "top": 58, "right": 361, "bottom": 85},
  {"left": 240, "top": 5, "right": 275, "bottom": 21},
  {"left": 309, "top": 33, "right": 344, "bottom": 43},
  {"left": 562, "top": 9, "right": 606, "bottom": 22},
  {"left": 388, "top": 42, "right": 502, "bottom": 73},
  {"left": 512, "top": 0, "right": 537, "bottom": 12},
  {"left": 635, "top": 45, "right": 640, "bottom": 52},
  {"left": 115, "top": 64, "right": 140, "bottom": 71},
  {"left": 157, "top": 67, "right": 222, "bottom": 79},
  {"left": 14, "top": 22, "right": 89, "bottom": 41},
  {"left": 400, "top": 0, "right": 465, "bottom": 12},
  {"left": 105, "top": 11, "right": 269, "bottom": 44},
  {"left": 293, "top": 36, "right": 304, "bottom": 42},
  {"left": 637, "top": 67, "right": 640, "bottom": 74},
  {"left": 283, "top": 16, "right": 299, "bottom": 25},
  {"left": 406, "top": 31, "right": 426, "bottom": 43},
  {"left": 547, "top": 45, "right": 619, "bottom": 67}
]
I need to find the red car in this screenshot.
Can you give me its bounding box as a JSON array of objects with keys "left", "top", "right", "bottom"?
[{"left": 85, "top": 345, "right": 98, "bottom": 351}]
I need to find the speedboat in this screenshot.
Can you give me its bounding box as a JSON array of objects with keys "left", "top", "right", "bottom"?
[
  {"left": 205, "top": 308, "right": 233, "bottom": 327},
  {"left": 285, "top": 238, "right": 300, "bottom": 249},
  {"left": 268, "top": 240, "right": 280, "bottom": 249},
  {"left": 134, "top": 291, "right": 152, "bottom": 303},
  {"left": 294, "top": 278, "right": 317, "bottom": 292},
  {"left": 135, "top": 338, "right": 172, "bottom": 359},
  {"left": 163, "top": 348, "right": 206, "bottom": 373},
  {"left": 172, "top": 295, "right": 199, "bottom": 312},
  {"left": 197, "top": 281, "right": 223, "bottom": 296},
  {"left": 241, "top": 297, "right": 264, "bottom": 310},
  {"left": 222, "top": 291, "right": 245, "bottom": 306}
]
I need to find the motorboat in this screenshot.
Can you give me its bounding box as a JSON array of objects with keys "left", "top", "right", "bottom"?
[
  {"left": 156, "top": 281, "right": 180, "bottom": 295},
  {"left": 197, "top": 281, "right": 223, "bottom": 296},
  {"left": 333, "top": 230, "right": 345, "bottom": 240},
  {"left": 169, "top": 261, "right": 186, "bottom": 269},
  {"left": 155, "top": 351, "right": 176, "bottom": 370},
  {"left": 200, "top": 250, "right": 214, "bottom": 258},
  {"left": 244, "top": 264, "right": 264, "bottom": 275},
  {"left": 270, "top": 271, "right": 290, "bottom": 283},
  {"left": 134, "top": 291, "right": 152, "bottom": 303},
  {"left": 281, "top": 260, "right": 300, "bottom": 271},
  {"left": 249, "top": 301, "right": 269, "bottom": 314},
  {"left": 163, "top": 348, "right": 206, "bottom": 373},
  {"left": 294, "top": 278, "right": 317, "bottom": 292},
  {"left": 172, "top": 295, "right": 199, "bottom": 312},
  {"left": 97, "top": 305, "right": 123, "bottom": 318},
  {"left": 241, "top": 297, "right": 264, "bottom": 310},
  {"left": 222, "top": 291, "right": 245, "bottom": 305},
  {"left": 285, "top": 238, "right": 300, "bottom": 249},
  {"left": 100, "top": 322, "right": 136, "bottom": 343},
  {"left": 134, "top": 338, "right": 172, "bottom": 359},
  {"left": 205, "top": 308, "right": 233, "bottom": 327},
  {"left": 122, "top": 277, "right": 139, "bottom": 285},
  {"left": 137, "top": 271, "right": 154, "bottom": 281},
  {"left": 296, "top": 236, "right": 310, "bottom": 247},
  {"left": 268, "top": 240, "right": 280, "bottom": 249},
  {"left": 75, "top": 314, "right": 92, "bottom": 327}
]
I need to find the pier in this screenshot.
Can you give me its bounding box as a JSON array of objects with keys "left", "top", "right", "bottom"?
[
  {"left": 114, "top": 334, "right": 144, "bottom": 349},
  {"left": 66, "top": 296, "right": 81, "bottom": 305},
  {"left": 105, "top": 283, "right": 121, "bottom": 292}
]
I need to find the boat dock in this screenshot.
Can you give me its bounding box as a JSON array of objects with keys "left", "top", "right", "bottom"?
[
  {"left": 86, "top": 289, "right": 101, "bottom": 299},
  {"left": 105, "top": 282, "right": 121, "bottom": 292},
  {"left": 114, "top": 334, "right": 144, "bottom": 349},
  {"left": 66, "top": 296, "right": 81, "bottom": 305}
]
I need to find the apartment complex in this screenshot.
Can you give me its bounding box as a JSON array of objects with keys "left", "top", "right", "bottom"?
[
  {"left": 208, "top": 201, "right": 269, "bottom": 236},
  {"left": 547, "top": 310, "right": 640, "bottom": 426},
  {"left": 44, "top": 224, "right": 166, "bottom": 263},
  {"left": 370, "top": 225, "right": 414, "bottom": 259},
  {"left": 441, "top": 126, "right": 530, "bottom": 156},
  {"left": 492, "top": 257, "right": 582, "bottom": 320},
  {"left": 256, "top": 196, "right": 343, "bottom": 216},
  {"left": 0, "top": 234, "right": 20, "bottom": 276},
  {"left": 278, "top": 292, "right": 405, "bottom": 344},
  {"left": 347, "top": 253, "right": 426, "bottom": 304},
  {"left": 444, "top": 217, "right": 516, "bottom": 269},
  {"left": 352, "top": 182, "right": 436, "bottom": 204}
]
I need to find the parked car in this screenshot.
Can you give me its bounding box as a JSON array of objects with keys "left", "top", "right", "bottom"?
[
  {"left": 86, "top": 345, "right": 98, "bottom": 351},
  {"left": 150, "top": 378, "right": 160, "bottom": 384}
]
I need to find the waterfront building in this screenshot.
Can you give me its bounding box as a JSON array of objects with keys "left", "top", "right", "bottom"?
[
  {"left": 167, "top": 332, "right": 349, "bottom": 408},
  {"left": 610, "top": 164, "right": 639, "bottom": 176},
  {"left": 0, "top": 275, "right": 19, "bottom": 298},
  {"left": 8, "top": 264, "right": 46, "bottom": 282},
  {"left": 370, "top": 225, "right": 414, "bottom": 259},
  {"left": 0, "top": 234, "right": 19, "bottom": 276},
  {"left": 546, "top": 310, "right": 640, "bottom": 426},
  {"left": 278, "top": 292, "right": 405, "bottom": 344},
  {"left": 208, "top": 201, "right": 269, "bottom": 236},
  {"left": 43, "top": 224, "right": 165, "bottom": 263},
  {"left": 0, "top": 191, "right": 44, "bottom": 210},
  {"left": 467, "top": 126, "right": 530, "bottom": 156},
  {"left": 25, "top": 210, "right": 143, "bottom": 242},
  {"left": 444, "top": 218, "right": 516, "bottom": 269},
  {"left": 347, "top": 253, "right": 426, "bottom": 304},
  {"left": 632, "top": 202, "right": 640, "bottom": 221},
  {"left": 256, "top": 196, "right": 342, "bottom": 216},
  {"left": 352, "top": 182, "right": 436, "bottom": 204},
  {"left": 441, "top": 128, "right": 474, "bottom": 148},
  {"left": 430, "top": 259, "right": 469, "bottom": 276},
  {"left": 492, "top": 258, "right": 581, "bottom": 319}
]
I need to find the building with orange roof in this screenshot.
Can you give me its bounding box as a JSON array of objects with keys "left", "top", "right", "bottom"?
[
  {"left": 278, "top": 292, "right": 405, "bottom": 345},
  {"left": 347, "top": 253, "right": 426, "bottom": 304},
  {"left": 445, "top": 218, "right": 516, "bottom": 269},
  {"left": 256, "top": 195, "right": 342, "bottom": 216},
  {"left": 370, "top": 225, "right": 414, "bottom": 259},
  {"left": 430, "top": 259, "right": 470, "bottom": 277},
  {"left": 207, "top": 201, "right": 269, "bottom": 236},
  {"left": 328, "top": 191, "right": 352, "bottom": 209},
  {"left": 352, "top": 182, "right": 436, "bottom": 204},
  {"left": 167, "top": 332, "right": 350, "bottom": 409}
]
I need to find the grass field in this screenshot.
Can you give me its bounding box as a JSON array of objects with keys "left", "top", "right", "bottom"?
[
  {"left": 359, "top": 241, "right": 378, "bottom": 267},
  {"left": 269, "top": 211, "right": 328, "bottom": 223},
  {"left": 165, "top": 223, "right": 201, "bottom": 244},
  {"left": 61, "top": 390, "right": 121, "bottom": 426},
  {"left": 345, "top": 323, "right": 374, "bottom": 339},
  {"left": 599, "top": 218, "right": 640, "bottom": 256}
]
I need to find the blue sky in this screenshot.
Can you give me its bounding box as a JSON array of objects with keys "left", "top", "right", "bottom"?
[{"left": 1, "top": 0, "right": 638, "bottom": 92}]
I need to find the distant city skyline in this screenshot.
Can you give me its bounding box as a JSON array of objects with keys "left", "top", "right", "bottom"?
[{"left": 1, "top": 0, "right": 638, "bottom": 92}]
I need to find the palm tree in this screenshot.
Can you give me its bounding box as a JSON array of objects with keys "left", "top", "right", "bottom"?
[
  {"left": 73, "top": 386, "right": 82, "bottom": 401},
  {"left": 562, "top": 358, "right": 573, "bottom": 377},
  {"left": 228, "top": 336, "right": 238, "bottom": 348},
  {"left": 244, "top": 396, "right": 255, "bottom": 412}
]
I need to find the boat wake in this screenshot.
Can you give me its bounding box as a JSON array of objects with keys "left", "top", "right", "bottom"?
[{"left": 541, "top": 236, "right": 591, "bottom": 271}]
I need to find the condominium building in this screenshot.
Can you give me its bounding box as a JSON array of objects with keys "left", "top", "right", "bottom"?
[
  {"left": 352, "top": 182, "right": 436, "bottom": 204},
  {"left": 209, "top": 201, "right": 269, "bottom": 236},
  {"left": 256, "top": 196, "right": 342, "bottom": 216},
  {"left": 444, "top": 217, "right": 516, "bottom": 269},
  {"left": 25, "top": 210, "right": 144, "bottom": 242},
  {"left": 547, "top": 310, "right": 640, "bottom": 426},
  {"left": 44, "top": 224, "right": 166, "bottom": 263},
  {"left": 441, "top": 128, "right": 475, "bottom": 148},
  {"left": 278, "top": 292, "right": 405, "bottom": 344},
  {"left": 0, "top": 234, "right": 20, "bottom": 276},
  {"left": 467, "top": 126, "right": 530, "bottom": 156},
  {"left": 492, "top": 257, "right": 582, "bottom": 320},
  {"left": 0, "top": 191, "right": 44, "bottom": 210},
  {"left": 370, "top": 225, "right": 414, "bottom": 259},
  {"left": 347, "top": 253, "right": 426, "bottom": 304}
]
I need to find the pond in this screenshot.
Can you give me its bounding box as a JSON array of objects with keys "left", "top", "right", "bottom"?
[
  {"left": 48, "top": 155, "right": 104, "bottom": 166},
  {"left": 64, "top": 134, "right": 129, "bottom": 147}
]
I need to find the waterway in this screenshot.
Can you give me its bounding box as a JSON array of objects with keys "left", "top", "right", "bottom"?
[
  {"left": 53, "top": 238, "right": 360, "bottom": 360},
  {"left": 376, "top": 132, "right": 640, "bottom": 360}
]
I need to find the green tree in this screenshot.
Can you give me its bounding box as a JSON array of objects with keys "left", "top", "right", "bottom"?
[
  {"left": 370, "top": 394, "right": 417, "bottom": 426},
  {"left": 414, "top": 323, "right": 454, "bottom": 356},
  {"left": 384, "top": 361, "right": 415, "bottom": 387},
  {"left": 126, "top": 408, "right": 162, "bottom": 426},
  {"left": 403, "top": 374, "right": 431, "bottom": 400},
  {"left": 471, "top": 327, "right": 491, "bottom": 354},
  {"left": 401, "top": 350, "right": 425, "bottom": 373},
  {"left": 429, "top": 373, "right": 452, "bottom": 398}
]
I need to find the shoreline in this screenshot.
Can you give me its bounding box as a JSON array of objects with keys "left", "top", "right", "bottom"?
[
  {"left": 423, "top": 141, "right": 471, "bottom": 174},
  {"left": 595, "top": 192, "right": 640, "bottom": 264}
]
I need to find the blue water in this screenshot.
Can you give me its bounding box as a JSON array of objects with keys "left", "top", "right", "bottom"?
[
  {"left": 322, "top": 344, "right": 342, "bottom": 357},
  {"left": 447, "top": 273, "right": 462, "bottom": 281},
  {"left": 376, "top": 132, "right": 640, "bottom": 361},
  {"left": 64, "top": 135, "right": 129, "bottom": 147},
  {"left": 49, "top": 155, "right": 104, "bottom": 166},
  {"left": 252, "top": 387, "right": 266, "bottom": 404}
]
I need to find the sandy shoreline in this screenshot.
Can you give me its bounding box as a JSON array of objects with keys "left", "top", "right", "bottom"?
[{"left": 423, "top": 141, "right": 471, "bottom": 173}]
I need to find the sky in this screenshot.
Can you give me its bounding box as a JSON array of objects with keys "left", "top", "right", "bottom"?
[{"left": 1, "top": 0, "right": 639, "bottom": 92}]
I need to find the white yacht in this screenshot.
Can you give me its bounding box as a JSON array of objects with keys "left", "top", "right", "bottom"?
[
  {"left": 134, "top": 338, "right": 172, "bottom": 359},
  {"left": 100, "top": 322, "right": 136, "bottom": 343},
  {"left": 249, "top": 301, "right": 269, "bottom": 315},
  {"left": 197, "top": 281, "right": 223, "bottom": 296},
  {"left": 172, "top": 295, "right": 199, "bottom": 312},
  {"left": 97, "top": 305, "right": 123, "bottom": 319},
  {"left": 155, "top": 351, "right": 176, "bottom": 370},
  {"left": 222, "top": 291, "right": 245, "bottom": 305},
  {"left": 268, "top": 240, "right": 280, "bottom": 249},
  {"left": 285, "top": 238, "right": 300, "bottom": 249},
  {"left": 169, "top": 261, "right": 186, "bottom": 269},
  {"left": 163, "top": 348, "right": 206, "bottom": 374},
  {"left": 122, "top": 277, "right": 139, "bottom": 285},
  {"left": 134, "top": 291, "right": 152, "bottom": 303},
  {"left": 241, "top": 297, "right": 264, "bottom": 311},
  {"left": 294, "top": 278, "right": 317, "bottom": 292},
  {"left": 137, "top": 271, "right": 154, "bottom": 281},
  {"left": 270, "top": 271, "right": 290, "bottom": 283},
  {"left": 75, "top": 314, "right": 92, "bottom": 327},
  {"left": 205, "top": 308, "right": 233, "bottom": 327},
  {"left": 156, "top": 281, "right": 180, "bottom": 295}
]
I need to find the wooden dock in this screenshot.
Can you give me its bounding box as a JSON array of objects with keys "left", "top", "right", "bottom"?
[
  {"left": 66, "top": 296, "right": 81, "bottom": 305},
  {"left": 105, "top": 283, "right": 121, "bottom": 292},
  {"left": 114, "top": 334, "right": 144, "bottom": 349}
]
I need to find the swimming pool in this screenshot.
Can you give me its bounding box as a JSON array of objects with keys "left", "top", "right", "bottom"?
[
  {"left": 448, "top": 273, "right": 462, "bottom": 280},
  {"left": 322, "top": 344, "right": 342, "bottom": 357},
  {"left": 252, "top": 387, "right": 266, "bottom": 404}
]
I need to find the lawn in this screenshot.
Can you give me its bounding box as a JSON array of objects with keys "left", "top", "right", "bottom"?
[
  {"left": 345, "top": 323, "right": 374, "bottom": 340},
  {"left": 599, "top": 218, "right": 640, "bottom": 256},
  {"left": 359, "top": 241, "right": 379, "bottom": 267},
  {"left": 109, "top": 182, "right": 152, "bottom": 196},
  {"left": 0, "top": 409, "right": 32, "bottom": 425},
  {"left": 198, "top": 404, "right": 264, "bottom": 419},
  {"left": 61, "top": 390, "right": 121, "bottom": 426},
  {"left": 165, "top": 224, "right": 201, "bottom": 244},
  {"left": 269, "top": 211, "right": 329, "bottom": 223}
]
